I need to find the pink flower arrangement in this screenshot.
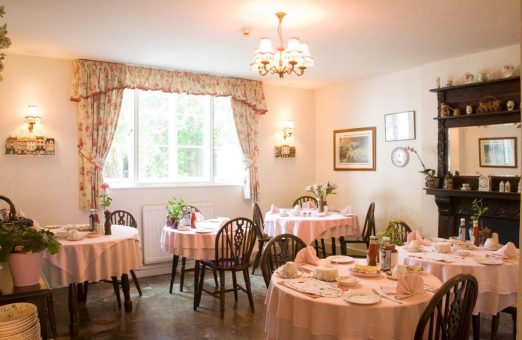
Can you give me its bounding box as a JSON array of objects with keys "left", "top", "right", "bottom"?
[
  {"left": 99, "top": 183, "right": 112, "bottom": 209},
  {"left": 305, "top": 182, "right": 337, "bottom": 199},
  {"left": 406, "top": 146, "right": 436, "bottom": 177}
]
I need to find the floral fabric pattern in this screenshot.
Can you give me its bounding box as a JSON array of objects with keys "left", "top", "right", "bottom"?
[{"left": 72, "top": 59, "right": 266, "bottom": 208}]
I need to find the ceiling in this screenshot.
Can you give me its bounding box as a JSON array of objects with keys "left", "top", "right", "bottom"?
[{"left": 2, "top": 0, "right": 520, "bottom": 89}]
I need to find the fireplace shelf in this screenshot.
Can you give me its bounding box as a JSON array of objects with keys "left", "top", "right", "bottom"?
[{"left": 425, "top": 188, "right": 520, "bottom": 201}]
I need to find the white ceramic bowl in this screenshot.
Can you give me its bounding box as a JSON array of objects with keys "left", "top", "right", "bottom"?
[{"left": 432, "top": 241, "right": 452, "bottom": 253}]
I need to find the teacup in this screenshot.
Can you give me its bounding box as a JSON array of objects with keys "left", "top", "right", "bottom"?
[
  {"left": 484, "top": 238, "right": 500, "bottom": 250},
  {"left": 408, "top": 240, "right": 420, "bottom": 249},
  {"left": 69, "top": 230, "right": 81, "bottom": 241},
  {"left": 281, "top": 261, "right": 298, "bottom": 277},
  {"left": 432, "top": 241, "right": 451, "bottom": 253}
]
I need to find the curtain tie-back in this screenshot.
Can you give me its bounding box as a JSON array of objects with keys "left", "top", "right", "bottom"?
[
  {"left": 78, "top": 146, "right": 105, "bottom": 169},
  {"left": 244, "top": 147, "right": 260, "bottom": 170}
]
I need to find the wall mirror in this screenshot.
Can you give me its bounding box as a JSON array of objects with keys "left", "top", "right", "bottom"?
[{"left": 448, "top": 123, "right": 521, "bottom": 176}]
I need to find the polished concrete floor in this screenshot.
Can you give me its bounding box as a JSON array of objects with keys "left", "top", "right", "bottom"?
[{"left": 52, "top": 271, "right": 516, "bottom": 339}]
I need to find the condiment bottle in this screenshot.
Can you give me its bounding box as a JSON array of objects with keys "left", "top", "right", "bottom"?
[
  {"left": 367, "top": 236, "right": 378, "bottom": 266},
  {"left": 89, "top": 209, "right": 97, "bottom": 231},
  {"left": 472, "top": 220, "right": 480, "bottom": 247},
  {"left": 379, "top": 236, "right": 392, "bottom": 271},
  {"left": 505, "top": 181, "right": 511, "bottom": 193},
  {"left": 458, "top": 218, "right": 466, "bottom": 241},
  {"left": 190, "top": 211, "right": 197, "bottom": 229}
]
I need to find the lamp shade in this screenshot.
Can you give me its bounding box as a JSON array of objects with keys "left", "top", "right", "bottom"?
[
  {"left": 258, "top": 38, "right": 274, "bottom": 53},
  {"left": 286, "top": 38, "right": 301, "bottom": 52}
]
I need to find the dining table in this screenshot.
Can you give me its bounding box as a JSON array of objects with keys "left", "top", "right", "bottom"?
[
  {"left": 264, "top": 210, "right": 360, "bottom": 248},
  {"left": 265, "top": 258, "right": 442, "bottom": 340},
  {"left": 42, "top": 224, "right": 142, "bottom": 335}
]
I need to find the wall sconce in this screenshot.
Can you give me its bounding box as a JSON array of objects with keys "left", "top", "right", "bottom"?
[
  {"left": 24, "top": 105, "right": 41, "bottom": 133},
  {"left": 275, "top": 120, "right": 296, "bottom": 158}
]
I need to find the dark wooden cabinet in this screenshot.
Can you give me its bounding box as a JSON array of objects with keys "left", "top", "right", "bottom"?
[{"left": 426, "top": 76, "right": 521, "bottom": 241}]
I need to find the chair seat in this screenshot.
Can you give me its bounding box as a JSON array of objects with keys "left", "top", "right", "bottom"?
[{"left": 201, "top": 259, "right": 246, "bottom": 270}]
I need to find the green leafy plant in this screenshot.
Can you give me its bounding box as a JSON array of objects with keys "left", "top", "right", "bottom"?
[
  {"left": 0, "top": 220, "right": 61, "bottom": 262},
  {"left": 376, "top": 220, "right": 405, "bottom": 246},
  {"left": 167, "top": 196, "right": 185, "bottom": 220},
  {"left": 471, "top": 198, "right": 488, "bottom": 225},
  {"left": 305, "top": 182, "right": 338, "bottom": 199}
]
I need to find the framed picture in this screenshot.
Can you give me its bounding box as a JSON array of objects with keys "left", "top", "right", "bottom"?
[
  {"left": 479, "top": 137, "right": 517, "bottom": 168},
  {"left": 384, "top": 111, "right": 415, "bottom": 142},
  {"left": 333, "top": 127, "right": 376, "bottom": 171}
]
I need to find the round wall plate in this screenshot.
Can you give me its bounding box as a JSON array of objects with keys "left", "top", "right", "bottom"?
[{"left": 391, "top": 147, "right": 409, "bottom": 167}]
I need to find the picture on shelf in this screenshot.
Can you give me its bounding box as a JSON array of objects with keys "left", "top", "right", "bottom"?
[
  {"left": 5, "top": 136, "right": 55, "bottom": 156},
  {"left": 333, "top": 127, "right": 376, "bottom": 171}
]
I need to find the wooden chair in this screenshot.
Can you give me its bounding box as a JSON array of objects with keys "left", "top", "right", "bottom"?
[
  {"left": 339, "top": 202, "right": 375, "bottom": 256},
  {"left": 491, "top": 306, "right": 517, "bottom": 340},
  {"left": 414, "top": 273, "right": 478, "bottom": 340},
  {"left": 260, "top": 234, "right": 307, "bottom": 288},
  {"left": 109, "top": 210, "right": 143, "bottom": 305},
  {"left": 292, "top": 196, "right": 329, "bottom": 258},
  {"left": 194, "top": 217, "right": 257, "bottom": 319},
  {"left": 251, "top": 202, "right": 272, "bottom": 274},
  {"left": 386, "top": 220, "right": 412, "bottom": 244},
  {"left": 169, "top": 204, "right": 200, "bottom": 293}
]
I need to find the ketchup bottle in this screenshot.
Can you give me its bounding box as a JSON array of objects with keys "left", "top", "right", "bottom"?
[
  {"left": 367, "top": 236, "right": 378, "bottom": 266},
  {"left": 190, "top": 212, "right": 196, "bottom": 229}
]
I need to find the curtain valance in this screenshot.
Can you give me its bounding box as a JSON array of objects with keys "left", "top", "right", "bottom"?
[{"left": 70, "top": 59, "right": 267, "bottom": 114}]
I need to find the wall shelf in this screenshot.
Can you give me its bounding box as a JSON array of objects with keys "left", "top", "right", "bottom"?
[{"left": 425, "top": 188, "right": 520, "bottom": 201}]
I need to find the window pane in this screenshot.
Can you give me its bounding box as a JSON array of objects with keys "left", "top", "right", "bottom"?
[
  {"left": 177, "top": 147, "right": 204, "bottom": 178},
  {"left": 213, "top": 97, "right": 243, "bottom": 183},
  {"left": 177, "top": 114, "right": 204, "bottom": 146},
  {"left": 103, "top": 89, "right": 134, "bottom": 183},
  {"left": 139, "top": 145, "right": 169, "bottom": 181}
]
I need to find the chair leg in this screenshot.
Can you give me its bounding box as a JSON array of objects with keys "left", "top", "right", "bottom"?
[
  {"left": 339, "top": 236, "right": 347, "bottom": 255},
  {"left": 472, "top": 314, "right": 480, "bottom": 340},
  {"left": 314, "top": 240, "right": 320, "bottom": 256},
  {"left": 169, "top": 255, "right": 179, "bottom": 294},
  {"left": 111, "top": 276, "right": 121, "bottom": 308},
  {"left": 491, "top": 313, "right": 500, "bottom": 340},
  {"left": 243, "top": 268, "right": 255, "bottom": 313},
  {"left": 194, "top": 263, "right": 206, "bottom": 311},
  {"left": 180, "top": 257, "right": 186, "bottom": 292},
  {"left": 213, "top": 269, "right": 218, "bottom": 287},
  {"left": 219, "top": 270, "right": 226, "bottom": 319},
  {"left": 252, "top": 239, "right": 264, "bottom": 274},
  {"left": 320, "top": 239, "right": 326, "bottom": 257},
  {"left": 331, "top": 237, "right": 337, "bottom": 255},
  {"left": 232, "top": 270, "right": 238, "bottom": 301},
  {"left": 130, "top": 270, "right": 142, "bottom": 296}
]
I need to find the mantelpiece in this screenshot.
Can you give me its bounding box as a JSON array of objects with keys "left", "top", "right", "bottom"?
[{"left": 427, "top": 76, "right": 521, "bottom": 243}]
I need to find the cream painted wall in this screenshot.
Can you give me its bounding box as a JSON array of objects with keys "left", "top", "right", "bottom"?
[
  {"left": 0, "top": 54, "right": 315, "bottom": 237},
  {"left": 315, "top": 44, "right": 520, "bottom": 237}
]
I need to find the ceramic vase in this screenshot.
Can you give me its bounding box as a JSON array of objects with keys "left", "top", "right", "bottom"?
[
  {"left": 317, "top": 197, "right": 327, "bottom": 213},
  {"left": 8, "top": 252, "right": 43, "bottom": 286}
]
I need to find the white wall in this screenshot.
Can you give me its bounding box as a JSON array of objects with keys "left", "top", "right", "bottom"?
[
  {"left": 315, "top": 44, "right": 520, "bottom": 237},
  {"left": 0, "top": 54, "right": 315, "bottom": 232}
]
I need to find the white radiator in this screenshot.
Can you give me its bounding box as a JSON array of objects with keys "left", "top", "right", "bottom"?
[{"left": 142, "top": 203, "right": 214, "bottom": 264}]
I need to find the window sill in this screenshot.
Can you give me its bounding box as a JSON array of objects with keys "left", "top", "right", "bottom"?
[{"left": 108, "top": 182, "right": 242, "bottom": 190}]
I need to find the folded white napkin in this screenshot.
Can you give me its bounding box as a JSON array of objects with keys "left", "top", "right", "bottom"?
[
  {"left": 340, "top": 205, "right": 352, "bottom": 214},
  {"left": 294, "top": 246, "right": 320, "bottom": 266},
  {"left": 406, "top": 230, "right": 432, "bottom": 246},
  {"left": 302, "top": 201, "right": 317, "bottom": 209},
  {"left": 494, "top": 242, "right": 518, "bottom": 258},
  {"left": 396, "top": 274, "right": 425, "bottom": 299},
  {"left": 270, "top": 204, "right": 280, "bottom": 214},
  {"left": 195, "top": 212, "right": 205, "bottom": 222}
]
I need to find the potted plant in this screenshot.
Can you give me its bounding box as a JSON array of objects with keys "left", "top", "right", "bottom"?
[
  {"left": 471, "top": 198, "right": 490, "bottom": 243},
  {"left": 305, "top": 182, "right": 337, "bottom": 212},
  {"left": 377, "top": 221, "right": 405, "bottom": 247},
  {"left": 166, "top": 197, "right": 184, "bottom": 228},
  {"left": 0, "top": 220, "right": 61, "bottom": 286},
  {"left": 406, "top": 146, "right": 439, "bottom": 188}
]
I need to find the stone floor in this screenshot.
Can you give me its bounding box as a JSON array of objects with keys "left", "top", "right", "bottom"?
[{"left": 51, "top": 271, "right": 516, "bottom": 339}]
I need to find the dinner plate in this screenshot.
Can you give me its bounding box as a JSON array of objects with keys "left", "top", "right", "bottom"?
[
  {"left": 475, "top": 257, "right": 503, "bottom": 265},
  {"left": 349, "top": 268, "right": 381, "bottom": 278},
  {"left": 343, "top": 291, "right": 381, "bottom": 305},
  {"left": 327, "top": 255, "right": 354, "bottom": 264},
  {"left": 195, "top": 228, "right": 214, "bottom": 234}
]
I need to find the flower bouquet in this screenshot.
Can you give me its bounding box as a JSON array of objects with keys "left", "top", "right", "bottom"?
[{"left": 305, "top": 182, "right": 337, "bottom": 212}]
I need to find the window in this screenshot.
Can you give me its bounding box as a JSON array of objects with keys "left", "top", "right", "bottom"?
[{"left": 103, "top": 89, "right": 244, "bottom": 186}]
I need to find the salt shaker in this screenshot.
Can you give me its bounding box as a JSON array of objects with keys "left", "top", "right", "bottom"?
[
  {"left": 505, "top": 181, "right": 511, "bottom": 192},
  {"left": 499, "top": 181, "right": 505, "bottom": 192}
]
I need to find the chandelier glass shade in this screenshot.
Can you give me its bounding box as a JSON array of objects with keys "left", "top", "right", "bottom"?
[{"left": 250, "top": 12, "right": 314, "bottom": 78}]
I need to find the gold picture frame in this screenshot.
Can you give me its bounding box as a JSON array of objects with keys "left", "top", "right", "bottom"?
[{"left": 333, "top": 127, "right": 376, "bottom": 171}]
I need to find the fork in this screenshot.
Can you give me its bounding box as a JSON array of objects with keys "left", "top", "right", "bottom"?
[{"left": 371, "top": 288, "right": 403, "bottom": 304}]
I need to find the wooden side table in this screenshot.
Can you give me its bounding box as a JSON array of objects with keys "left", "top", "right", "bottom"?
[{"left": 0, "top": 263, "right": 57, "bottom": 339}]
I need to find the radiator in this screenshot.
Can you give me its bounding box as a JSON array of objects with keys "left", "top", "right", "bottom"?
[{"left": 142, "top": 203, "right": 214, "bottom": 264}]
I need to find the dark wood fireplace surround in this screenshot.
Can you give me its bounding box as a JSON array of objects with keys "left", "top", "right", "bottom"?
[{"left": 426, "top": 76, "right": 520, "bottom": 244}]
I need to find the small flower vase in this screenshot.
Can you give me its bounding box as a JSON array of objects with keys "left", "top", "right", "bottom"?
[
  {"left": 104, "top": 209, "right": 112, "bottom": 235},
  {"left": 425, "top": 176, "right": 440, "bottom": 188},
  {"left": 317, "top": 197, "right": 327, "bottom": 213}
]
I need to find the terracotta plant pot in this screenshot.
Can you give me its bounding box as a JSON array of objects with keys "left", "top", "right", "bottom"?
[{"left": 8, "top": 252, "right": 43, "bottom": 286}]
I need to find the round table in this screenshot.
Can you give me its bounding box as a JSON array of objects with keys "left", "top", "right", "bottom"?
[
  {"left": 264, "top": 212, "right": 360, "bottom": 246},
  {"left": 265, "top": 260, "right": 442, "bottom": 340},
  {"left": 397, "top": 245, "right": 519, "bottom": 315}
]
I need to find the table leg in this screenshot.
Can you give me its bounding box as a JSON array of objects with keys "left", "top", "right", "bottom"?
[
  {"left": 121, "top": 274, "right": 132, "bottom": 312},
  {"left": 194, "top": 260, "right": 200, "bottom": 293},
  {"left": 68, "top": 283, "right": 79, "bottom": 336},
  {"left": 46, "top": 294, "right": 58, "bottom": 339},
  {"left": 472, "top": 314, "right": 480, "bottom": 340},
  {"left": 169, "top": 255, "right": 179, "bottom": 294},
  {"left": 77, "top": 281, "right": 89, "bottom": 304}
]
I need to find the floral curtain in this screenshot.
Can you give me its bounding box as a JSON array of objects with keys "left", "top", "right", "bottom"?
[
  {"left": 71, "top": 59, "right": 266, "bottom": 208},
  {"left": 77, "top": 90, "right": 124, "bottom": 210}
]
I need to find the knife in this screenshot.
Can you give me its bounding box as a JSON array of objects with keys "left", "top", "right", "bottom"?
[{"left": 371, "top": 288, "right": 403, "bottom": 304}]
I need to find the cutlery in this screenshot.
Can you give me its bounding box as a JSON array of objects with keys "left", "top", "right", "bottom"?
[
  {"left": 371, "top": 288, "right": 403, "bottom": 304},
  {"left": 423, "top": 284, "right": 438, "bottom": 293}
]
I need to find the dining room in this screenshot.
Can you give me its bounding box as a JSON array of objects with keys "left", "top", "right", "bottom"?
[{"left": 0, "top": 0, "right": 520, "bottom": 339}]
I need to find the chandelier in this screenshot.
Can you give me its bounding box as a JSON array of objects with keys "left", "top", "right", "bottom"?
[{"left": 250, "top": 12, "right": 314, "bottom": 78}]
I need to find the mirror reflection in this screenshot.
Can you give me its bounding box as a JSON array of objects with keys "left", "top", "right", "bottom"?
[{"left": 448, "top": 123, "right": 521, "bottom": 176}]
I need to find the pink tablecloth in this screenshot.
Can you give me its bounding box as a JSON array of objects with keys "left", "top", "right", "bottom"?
[
  {"left": 264, "top": 212, "right": 360, "bottom": 246},
  {"left": 43, "top": 225, "right": 142, "bottom": 287},
  {"left": 265, "top": 260, "right": 442, "bottom": 340},
  {"left": 397, "top": 245, "right": 519, "bottom": 315}
]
